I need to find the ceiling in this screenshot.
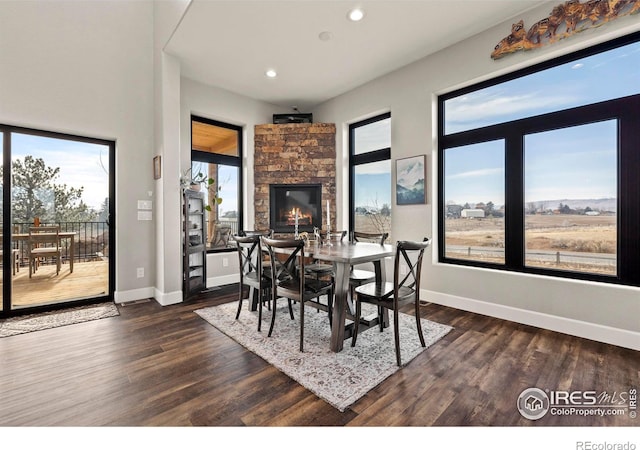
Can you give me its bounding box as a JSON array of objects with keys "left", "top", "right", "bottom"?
[{"left": 165, "top": 0, "right": 548, "bottom": 111}]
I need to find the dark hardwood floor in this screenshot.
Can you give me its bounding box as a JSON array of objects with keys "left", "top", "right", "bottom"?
[{"left": 0, "top": 283, "right": 637, "bottom": 427}]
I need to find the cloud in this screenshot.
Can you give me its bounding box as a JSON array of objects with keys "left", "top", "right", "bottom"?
[
  {"left": 446, "top": 90, "right": 579, "bottom": 133},
  {"left": 447, "top": 167, "right": 503, "bottom": 180}
]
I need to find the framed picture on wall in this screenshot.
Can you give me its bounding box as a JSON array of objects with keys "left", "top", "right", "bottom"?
[
  {"left": 153, "top": 155, "right": 162, "bottom": 180},
  {"left": 396, "top": 155, "right": 426, "bottom": 205}
]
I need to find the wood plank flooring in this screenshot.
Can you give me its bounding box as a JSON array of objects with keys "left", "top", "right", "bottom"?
[{"left": 0, "top": 283, "right": 637, "bottom": 426}]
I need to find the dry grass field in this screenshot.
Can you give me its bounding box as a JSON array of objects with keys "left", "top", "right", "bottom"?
[
  {"left": 445, "top": 214, "right": 616, "bottom": 251},
  {"left": 354, "top": 213, "right": 392, "bottom": 241},
  {"left": 444, "top": 214, "right": 617, "bottom": 274}
]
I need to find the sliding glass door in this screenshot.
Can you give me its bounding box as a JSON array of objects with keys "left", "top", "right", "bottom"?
[{"left": 1, "top": 126, "right": 114, "bottom": 315}]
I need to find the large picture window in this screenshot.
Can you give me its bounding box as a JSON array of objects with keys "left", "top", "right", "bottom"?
[
  {"left": 191, "top": 116, "right": 242, "bottom": 252},
  {"left": 349, "top": 113, "right": 392, "bottom": 241},
  {"left": 438, "top": 32, "right": 640, "bottom": 286}
]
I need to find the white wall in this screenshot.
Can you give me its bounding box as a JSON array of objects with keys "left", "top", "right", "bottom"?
[
  {"left": 313, "top": 2, "right": 640, "bottom": 350},
  {"left": 180, "top": 77, "right": 280, "bottom": 288},
  {"left": 0, "top": 1, "right": 155, "bottom": 302}
]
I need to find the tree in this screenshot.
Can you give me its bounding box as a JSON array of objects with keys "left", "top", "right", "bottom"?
[
  {"left": 485, "top": 201, "right": 495, "bottom": 216},
  {"left": 8, "top": 156, "right": 97, "bottom": 224}
]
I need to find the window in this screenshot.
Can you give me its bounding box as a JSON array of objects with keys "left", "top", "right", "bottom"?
[
  {"left": 191, "top": 116, "right": 242, "bottom": 252},
  {"left": 444, "top": 140, "right": 505, "bottom": 264},
  {"left": 349, "top": 113, "right": 392, "bottom": 240},
  {"left": 438, "top": 32, "right": 640, "bottom": 286}
]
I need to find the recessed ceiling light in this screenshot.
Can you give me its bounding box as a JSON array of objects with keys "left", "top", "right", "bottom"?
[
  {"left": 348, "top": 8, "right": 365, "bottom": 22},
  {"left": 265, "top": 69, "right": 277, "bottom": 78},
  {"left": 318, "top": 31, "right": 333, "bottom": 41}
]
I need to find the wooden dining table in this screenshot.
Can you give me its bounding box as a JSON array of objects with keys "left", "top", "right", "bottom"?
[
  {"left": 12, "top": 231, "right": 78, "bottom": 273},
  {"left": 307, "top": 240, "right": 395, "bottom": 352}
]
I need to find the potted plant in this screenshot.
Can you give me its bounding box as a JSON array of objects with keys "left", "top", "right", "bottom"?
[{"left": 180, "top": 168, "right": 222, "bottom": 211}]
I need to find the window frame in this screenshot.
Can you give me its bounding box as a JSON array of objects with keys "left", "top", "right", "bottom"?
[
  {"left": 437, "top": 31, "right": 640, "bottom": 287},
  {"left": 190, "top": 115, "right": 243, "bottom": 254},
  {"left": 348, "top": 112, "right": 392, "bottom": 232}
]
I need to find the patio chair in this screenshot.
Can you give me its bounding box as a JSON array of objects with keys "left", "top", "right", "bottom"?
[{"left": 28, "top": 226, "right": 62, "bottom": 278}]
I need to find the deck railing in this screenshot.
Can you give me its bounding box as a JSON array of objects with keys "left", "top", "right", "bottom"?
[{"left": 13, "top": 221, "right": 109, "bottom": 266}]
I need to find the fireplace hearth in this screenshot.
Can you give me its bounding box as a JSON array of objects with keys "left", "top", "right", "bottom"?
[{"left": 269, "top": 184, "right": 322, "bottom": 233}]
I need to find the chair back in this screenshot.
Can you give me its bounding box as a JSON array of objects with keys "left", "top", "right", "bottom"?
[
  {"left": 232, "top": 235, "right": 265, "bottom": 282},
  {"left": 321, "top": 230, "right": 347, "bottom": 244},
  {"left": 353, "top": 231, "right": 388, "bottom": 245},
  {"left": 239, "top": 229, "right": 274, "bottom": 238},
  {"left": 393, "top": 238, "right": 431, "bottom": 301},
  {"left": 262, "top": 237, "right": 305, "bottom": 286},
  {"left": 29, "top": 226, "right": 60, "bottom": 250}
]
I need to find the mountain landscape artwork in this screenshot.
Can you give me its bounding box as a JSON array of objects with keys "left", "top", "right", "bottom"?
[{"left": 396, "top": 155, "right": 426, "bottom": 205}]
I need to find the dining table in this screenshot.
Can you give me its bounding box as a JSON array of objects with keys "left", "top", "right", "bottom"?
[
  {"left": 307, "top": 240, "right": 395, "bottom": 352},
  {"left": 12, "top": 231, "right": 79, "bottom": 273}
]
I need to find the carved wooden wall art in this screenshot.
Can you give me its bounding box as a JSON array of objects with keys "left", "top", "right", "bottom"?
[{"left": 491, "top": 0, "right": 640, "bottom": 60}]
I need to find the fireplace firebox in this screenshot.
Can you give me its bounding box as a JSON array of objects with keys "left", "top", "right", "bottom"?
[{"left": 269, "top": 184, "right": 322, "bottom": 233}]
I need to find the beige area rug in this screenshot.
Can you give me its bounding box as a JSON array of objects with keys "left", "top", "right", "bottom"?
[
  {"left": 0, "top": 302, "right": 119, "bottom": 338},
  {"left": 195, "top": 299, "right": 452, "bottom": 412}
]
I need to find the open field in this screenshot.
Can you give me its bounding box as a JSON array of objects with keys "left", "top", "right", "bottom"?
[
  {"left": 444, "top": 214, "right": 617, "bottom": 274},
  {"left": 445, "top": 214, "right": 616, "bottom": 252},
  {"left": 354, "top": 213, "right": 392, "bottom": 242}
]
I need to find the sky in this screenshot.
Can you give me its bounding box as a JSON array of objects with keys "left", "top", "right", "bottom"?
[
  {"left": 8, "top": 132, "right": 109, "bottom": 210},
  {"left": 443, "top": 40, "right": 640, "bottom": 207}
]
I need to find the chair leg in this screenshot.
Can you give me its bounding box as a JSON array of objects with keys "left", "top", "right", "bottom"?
[
  {"left": 268, "top": 296, "right": 277, "bottom": 337},
  {"left": 300, "top": 299, "right": 305, "bottom": 352},
  {"left": 393, "top": 307, "right": 402, "bottom": 366},
  {"left": 414, "top": 296, "right": 426, "bottom": 347},
  {"left": 351, "top": 298, "right": 361, "bottom": 347},
  {"left": 287, "top": 298, "right": 295, "bottom": 320},
  {"left": 327, "top": 288, "right": 333, "bottom": 327},
  {"left": 235, "top": 284, "right": 244, "bottom": 320},
  {"left": 257, "top": 287, "right": 263, "bottom": 332}
]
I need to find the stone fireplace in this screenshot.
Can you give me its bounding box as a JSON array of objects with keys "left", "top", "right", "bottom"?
[{"left": 254, "top": 123, "right": 336, "bottom": 234}]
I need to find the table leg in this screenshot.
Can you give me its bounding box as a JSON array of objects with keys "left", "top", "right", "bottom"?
[
  {"left": 70, "top": 235, "right": 74, "bottom": 273},
  {"left": 330, "top": 262, "right": 350, "bottom": 352}
]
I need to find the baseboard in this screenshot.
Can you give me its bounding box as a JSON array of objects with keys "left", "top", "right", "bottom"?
[
  {"left": 422, "top": 289, "right": 640, "bottom": 351},
  {"left": 114, "top": 287, "right": 155, "bottom": 304},
  {"left": 207, "top": 273, "right": 239, "bottom": 289},
  {"left": 153, "top": 288, "right": 183, "bottom": 306}
]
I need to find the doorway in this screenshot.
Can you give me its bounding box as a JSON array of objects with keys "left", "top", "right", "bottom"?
[{"left": 0, "top": 125, "right": 114, "bottom": 316}]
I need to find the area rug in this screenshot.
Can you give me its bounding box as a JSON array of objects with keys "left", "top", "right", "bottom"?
[
  {"left": 0, "top": 302, "right": 119, "bottom": 338},
  {"left": 195, "top": 300, "right": 452, "bottom": 412}
]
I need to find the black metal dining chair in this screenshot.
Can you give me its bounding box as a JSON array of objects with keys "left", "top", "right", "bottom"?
[
  {"left": 304, "top": 230, "right": 346, "bottom": 313},
  {"left": 262, "top": 236, "right": 334, "bottom": 351},
  {"left": 233, "top": 234, "right": 272, "bottom": 331},
  {"left": 349, "top": 231, "right": 389, "bottom": 301},
  {"left": 351, "top": 237, "right": 431, "bottom": 366}
]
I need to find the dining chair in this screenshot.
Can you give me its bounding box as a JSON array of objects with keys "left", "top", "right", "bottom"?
[
  {"left": 0, "top": 237, "right": 20, "bottom": 276},
  {"left": 232, "top": 234, "right": 272, "bottom": 331},
  {"left": 351, "top": 237, "right": 431, "bottom": 366},
  {"left": 262, "top": 236, "right": 334, "bottom": 351},
  {"left": 239, "top": 229, "right": 274, "bottom": 238},
  {"left": 28, "top": 225, "right": 62, "bottom": 278},
  {"left": 349, "top": 231, "right": 389, "bottom": 301},
  {"left": 304, "top": 230, "right": 346, "bottom": 312}
]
